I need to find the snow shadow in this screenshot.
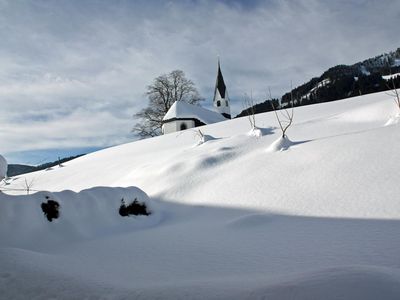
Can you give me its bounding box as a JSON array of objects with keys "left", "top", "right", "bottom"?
[
  {"left": 290, "top": 139, "right": 312, "bottom": 146},
  {"left": 257, "top": 126, "right": 275, "bottom": 136},
  {"left": 306, "top": 126, "right": 381, "bottom": 143},
  {"left": 1, "top": 194, "right": 400, "bottom": 300},
  {"left": 134, "top": 197, "right": 400, "bottom": 299}
]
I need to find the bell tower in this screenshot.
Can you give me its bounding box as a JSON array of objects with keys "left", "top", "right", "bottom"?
[{"left": 213, "top": 59, "right": 231, "bottom": 119}]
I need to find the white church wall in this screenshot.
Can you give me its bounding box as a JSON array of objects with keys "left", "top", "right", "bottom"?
[
  {"left": 213, "top": 89, "right": 231, "bottom": 116},
  {"left": 162, "top": 120, "right": 195, "bottom": 134},
  {"left": 162, "top": 122, "right": 176, "bottom": 134},
  {"left": 176, "top": 120, "right": 195, "bottom": 132}
]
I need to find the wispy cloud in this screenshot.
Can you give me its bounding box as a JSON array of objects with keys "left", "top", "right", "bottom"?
[{"left": 1, "top": 0, "right": 399, "bottom": 163}]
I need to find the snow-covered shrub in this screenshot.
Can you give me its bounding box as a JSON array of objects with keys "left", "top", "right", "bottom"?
[
  {"left": 41, "top": 196, "right": 60, "bottom": 222},
  {"left": 119, "top": 198, "right": 150, "bottom": 217}
]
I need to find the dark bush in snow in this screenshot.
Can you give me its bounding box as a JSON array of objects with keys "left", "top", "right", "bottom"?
[
  {"left": 41, "top": 196, "right": 60, "bottom": 222},
  {"left": 119, "top": 198, "right": 150, "bottom": 217}
]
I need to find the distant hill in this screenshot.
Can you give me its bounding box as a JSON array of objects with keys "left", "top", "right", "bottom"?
[
  {"left": 235, "top": 98, "right": 279, "bottom": 118},
  {"left": 7, "top": 154, "right": 85, "bottom": 177},
  {"left": 236, "top": 48, "right": 400, "bottom": 117},
  {"left": 6, "top": 164, "right": 37, "bottom": 177}
]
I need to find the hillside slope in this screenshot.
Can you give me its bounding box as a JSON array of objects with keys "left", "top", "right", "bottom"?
[
  {"left": 1, "top": 90, "right": 400, "bottom": 299},
  {"left": 236, "top": 47, "right": 400, "bottom": 118}
]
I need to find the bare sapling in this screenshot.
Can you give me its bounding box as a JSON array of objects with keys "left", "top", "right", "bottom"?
[
  {"left": 269, "top": 86, "right": 294, "bottom": 138},
  {"left": 196, "top": 129, "right": 205, "bottom": 142},
  {"left": 23, "top": 178, "right": 35, "bottom": 195},
  {"left": 243, "top": 91, "right": 265, "bottom": 138},
  {"left": 385, "top": 71, "right": 400, "bottom": 111},
  {"left": 243, "top": 92, "right": 257, "bottom": 130},
  {"left": 193, "top": 129, "right": 214, "bottom": 145}
]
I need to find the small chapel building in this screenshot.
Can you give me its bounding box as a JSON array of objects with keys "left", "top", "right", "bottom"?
[{"left": 162, "top": 60, "right": 231, "bottom": 134}]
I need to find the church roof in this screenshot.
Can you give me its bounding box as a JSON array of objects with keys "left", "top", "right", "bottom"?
[
  {"left": 163, "top": 101, "right": 226, "bottom": 125},
  {"left": 214, "top": 61, "right": 227, "bottom": 100}
]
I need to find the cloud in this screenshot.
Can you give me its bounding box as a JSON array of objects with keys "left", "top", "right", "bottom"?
[{"left": 1, "top": 0, "right": 399, "bottom": 162}]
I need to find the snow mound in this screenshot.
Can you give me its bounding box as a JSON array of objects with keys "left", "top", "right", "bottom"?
[
  {"left": 0, "top": 186, "right": 160, "bottom": 249},
  {"left": 385, "top": 112, "right": 400, "bottom": 126},
  {"left": 267, "top": 136, "right": 294, "bottom": 152},
  {"left": 195, "top": 133, "right": 216, "bottom": 146},
  {"left": 247, "top": 126, "right": 263, "bottom": 138},
  {"left": 0, "top": 155, "right": 7, "bottom": 180}
]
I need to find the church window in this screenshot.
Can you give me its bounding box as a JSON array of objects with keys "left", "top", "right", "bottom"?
[
  {"left": 180, "top": 123, "right": 187, "bottom": 130},
  {"left": 217, "top": 100, "right": 221, "bottom": 107}
]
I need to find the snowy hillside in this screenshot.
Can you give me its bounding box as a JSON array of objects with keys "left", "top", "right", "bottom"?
[{"left": 1, "top": 90, "right": 400, "bottom": 299}]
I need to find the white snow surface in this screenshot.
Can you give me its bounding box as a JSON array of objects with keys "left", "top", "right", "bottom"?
[
  {"left": 382, "top": 72, "right": 400, "bottom": 80},
  {"left": 2, "top": 90, "right": 400, "bottom": 299},
  {"left": 266, "top": 135, "right": 294, "bottom": 152},
  {"left": 0, "top": 154, "right": 7, "bottom": 180},
  {"left": 163, "top": 100, "right": 226, "bottom": 124}
]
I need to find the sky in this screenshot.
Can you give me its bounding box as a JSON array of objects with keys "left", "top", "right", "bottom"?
[{"left": 1, "top": 0, "right": 399, "bottom": 164}]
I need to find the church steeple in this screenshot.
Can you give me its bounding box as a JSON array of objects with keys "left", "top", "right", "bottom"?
[{"left": 213, "top": 58, "right": 231, "bottom": 119}]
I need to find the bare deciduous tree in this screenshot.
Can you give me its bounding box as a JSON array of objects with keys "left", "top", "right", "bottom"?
[
  {"left": 269, "top": 87, "right": 294, "bottom": 138},
  {"left": 132, "top": 70, "right": 203, "bottom": 138}
]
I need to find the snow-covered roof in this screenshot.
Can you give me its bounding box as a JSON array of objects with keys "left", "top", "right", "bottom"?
[{"left": 163, "top": 101, "right": 226, "bottom": 124}]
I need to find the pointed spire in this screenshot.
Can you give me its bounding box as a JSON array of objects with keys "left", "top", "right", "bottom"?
[
  {"left": 213, "top": 57, "right": 231, "bottom": 119},
  {"left": 215, "top": 58, "right": 226, "bottom": 99}
]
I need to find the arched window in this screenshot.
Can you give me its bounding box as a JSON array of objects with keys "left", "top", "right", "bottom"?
[
  {"left": 180, "top": 123, "right": 187, "bottom": 131},
  {"left": 226, "top": 101, "right": 229, "bottom": 107},
  {"left": 217, "top": 100, "right": 221, "bottom": 107}
]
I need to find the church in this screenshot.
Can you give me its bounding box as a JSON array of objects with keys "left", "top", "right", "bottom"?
[{"left": 162, "top": 61, "right": 231, "bottom": 134}]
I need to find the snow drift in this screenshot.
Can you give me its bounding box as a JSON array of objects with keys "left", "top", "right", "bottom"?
[{"left": 0, "top": 186, "right": 159, "bottom": 250}]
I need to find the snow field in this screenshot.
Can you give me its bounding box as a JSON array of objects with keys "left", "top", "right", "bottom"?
[{"left": 1, "top": 90, "right": 400, "bottom": 299}]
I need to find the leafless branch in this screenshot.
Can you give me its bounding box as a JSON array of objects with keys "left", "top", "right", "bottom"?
[
  {"left": 242, "top": 91, "right": 257, "bottom": 130},
  {"left": 196, "top": 129, "right": 204, "bottom": 140},
  {"left": 23, "top": 178, "right": 35, "bottom": 195},
  {"left": 269, "top": 85, "right": 294, "bottom": 138},
  {"left": 385, "top": 71, "right": 400, "bottom": 110}
]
